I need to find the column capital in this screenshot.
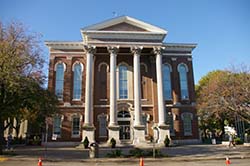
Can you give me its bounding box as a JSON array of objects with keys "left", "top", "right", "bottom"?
[
  {"left": 84, "top": 45, "right": 96, "bottom": 54},
  {"left": 107, "top": 46, "right": 119, "bottom": 54},
  {"left": 131, "top": 46, "right": 143, "bottom": 55},
  {"left": 153, "top": 46, "right": 165, "bottom": 55}
]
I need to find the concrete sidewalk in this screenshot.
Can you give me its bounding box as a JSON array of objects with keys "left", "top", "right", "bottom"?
[{"left": 1, "top": 144, "right": 250, "bottom": 162}]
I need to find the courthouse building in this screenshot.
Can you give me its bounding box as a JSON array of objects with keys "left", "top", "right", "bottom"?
[{"left": 45, "top": 16, "right": 199, "bottom": 146}]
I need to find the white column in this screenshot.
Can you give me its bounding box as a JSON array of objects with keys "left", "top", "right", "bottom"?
[
  {"left": 154, "top": 47, "right": 170, "bottom": 146},
  {"left": 154, "top": 47, "right": 166, "bottom": 125},
  {"left": 131, "top": 47, "right": 143, "bottom": 126},
  {"left": 131, "top": 46, "right": 145, "bottom": 146},
  {"left": 108, "top": 46, "right": 119, "bottom": 126},
  {"left": 107, "top": 46, "right": 120, "bottom": 144},
  {"left": 82, "top": 45, "right": 96, "bottom": 143}
]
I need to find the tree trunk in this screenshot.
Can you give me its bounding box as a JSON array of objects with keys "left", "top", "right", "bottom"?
[{"left": 0, "top": 119, "right": 4, "bottom": 155}]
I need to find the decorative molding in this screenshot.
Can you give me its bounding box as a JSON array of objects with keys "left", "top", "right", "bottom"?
[
  {"left": 45, "top": 41, "right": 84, "bottom": 50},
  {"left": 131, "top": 46, "right": 143, "bottom": 55},
  {"left": 72, "top": 61, "right": 84, "bottom": 72},
  {"left": 54, "top": 61, "right": 66, "bottom": 72},
  {"left": 177, "top": 63, "right": 189, "bottom": 72},
  {"left": 97, "top": 62, "right": 109, "bottom": 72},
  {"left": 163, "top": 63, "right": 172, "bottom": 72},
  {"left": 153, "top": 46, "right": 165, "bottom": 55},
  {"left": 84, "top": 45, "right": 96, "bottom": 54},
  {"left": 107, "top": 46, "right": 119, "bottom": 54},
  {"left": 171, "top": 57, "right": 177, "bottom": 61}
]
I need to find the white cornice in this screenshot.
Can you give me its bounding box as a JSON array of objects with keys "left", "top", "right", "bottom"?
[
  {"left": 81, "top": 30, "right": 166, "bottom": 42},
  {"left": 45, "top": 41, "right": 84, "bottom": 50},
  {"left": 163, "top": 43, "right": 197, "bottom": 52}
]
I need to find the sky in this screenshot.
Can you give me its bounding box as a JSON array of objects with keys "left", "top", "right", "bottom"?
[{"left": 1, "top": 0, "right": 250, "bottom": 84}]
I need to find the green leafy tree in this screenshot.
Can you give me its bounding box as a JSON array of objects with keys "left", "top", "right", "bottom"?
[
  {"left": 0, "top": 21, "right": 58, "bottom": 154},
  {"left": 196, "top": 69, "right": 250, "bottom": 140}
]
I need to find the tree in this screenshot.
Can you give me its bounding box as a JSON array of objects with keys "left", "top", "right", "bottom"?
[
  {"left": 0, "top": 21, "right": 58, "bottom": 154},
  {"left": 196, "top": 69, "right": 250, "bottom": 140}
]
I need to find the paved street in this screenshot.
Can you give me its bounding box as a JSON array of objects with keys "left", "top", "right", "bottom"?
[
  {"left": 1, "top": 159, "right": 250, "bottom": 166},
  {"left": 0, "top": 144, "right": 250, "bottom": 165}
]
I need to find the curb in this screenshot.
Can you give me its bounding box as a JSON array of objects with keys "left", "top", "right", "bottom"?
[{"left": 4, "top": 155, "right": 250, "bottom": 163}]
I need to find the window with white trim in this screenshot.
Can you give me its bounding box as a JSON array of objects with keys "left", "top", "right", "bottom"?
[
  {"left": 55, "top": 63, "right": 65, "bottom": 100},
  {"left": 53, "top": 115, "right": 62, "bottom": 136},
  {"left": 163, "top": 64, "right": 172, "bottom": 100},
  {"left": 181, "top": 112, "right": 193, "bottom": 136},
  {"left": 73, "top": 63, "right": 82, "bottom": 100},
  {"left": 178, "top": 64, "right": 189, "bottom": 100},
  {"left": 119, "top": 65, "right": 128, "bottom": 99},
  {"left": 72, "top": 117, "right": 80, "bottom": 136}
]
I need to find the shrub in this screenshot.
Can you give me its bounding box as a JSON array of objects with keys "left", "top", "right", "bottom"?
[
  {"left": 129, "top": 148, "right": 144, "bottom": 157},
  {"left": 164, "top": 136, "right": 170, "bottom": 147},
  {"left": 106, "top": 149, "right": 122, "bottom": 157},
  {"left": 110, "top": 138, "right": 116, "bottom": 148},
  {"left": 83, "top": 136, "right": 89, "bottom": 148},
  {"left": 234, "top": 137, "right": 243, "bottom": 145}
]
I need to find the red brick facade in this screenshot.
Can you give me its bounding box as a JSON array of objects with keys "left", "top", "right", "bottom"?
[{"left": 46, "top": 16, "right": 199, "bottom": 145}]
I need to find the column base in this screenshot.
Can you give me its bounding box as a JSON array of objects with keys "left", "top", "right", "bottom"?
[
  {"left": 82, "top": 124, "right": 95, "bottom": 143},
  {"left": 133, "top": 125, "right": 146, "bottom": 147},
  {"left": 108, "top": 125, "right": 120, "bottom": 144},
  {"left": 157, "top": 124, "right": 170, "bottom": 147}
]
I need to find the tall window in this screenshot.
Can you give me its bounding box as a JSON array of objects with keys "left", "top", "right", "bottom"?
[
  {"left": 98, "top": 114, "right": 107, "bottom": 137},
  {"left": 72, "top": 116, "right": 80, "bottom": 136},
  {"left": 55, "top": 63, "right": 65, "bottom": 100},
  {"left": 163, "top": 64, "right": 172, "bottom": 100},
  {"left": 166, "top": 112, "right": 174, "bottom": 135},
  {"left": 119, "top": 65, "right": 128, "bottom": 99},
  {"left": 53, "top": 115, "right": 62, "bottom": 136},
  {"left": 178, "top": 64, "right": 189, "bottom": 100},
  {"left": 142, "top": 114, "right": 149, "bottom": 136},
  {"left": 181, "top": 112, "right": 193, "bottom": 136},
  {"left": 73, "top": 63, "right": 82, "bottom": 100}
]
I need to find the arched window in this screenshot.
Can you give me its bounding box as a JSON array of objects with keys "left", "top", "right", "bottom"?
[
  {"left": 73, "top": 63, "right": 83, "bottom": 100},
  {"left": 163, "top": 64, "right": 172, "bottom": 100},
  {"left": 178, "top": 64, "right": 189, "bottom": 100},
  {"left": 119, "top": 65, "right": 128, "bottom": 99},
  {"left": 55, "top": 63, "right": 65, "bottom": 100},
  {"left": 181, "top": 112, "right": 193, "bottom": 136}
]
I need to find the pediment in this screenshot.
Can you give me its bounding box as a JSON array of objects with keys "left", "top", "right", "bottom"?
[
  {"left": 82, "top": 16, "right": 167, "bottom": 34},
  {"left": 81, "top": 16, "right": 167, "bottom": 43},
  {"left": 100, "top": 22, "right": 148, "bottom": 32}
]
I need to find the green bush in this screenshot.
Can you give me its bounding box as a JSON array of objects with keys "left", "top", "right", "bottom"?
[
  {"left": 164, "top": 136, "right": 170, "bottom": 147},
  {"left": 146, "top": 149, "right": 164, "bottom": 157},
  {"left": 106, "top": 149, "right": 122, "bottom": 158},
  {"left": 234, "top": 137, "right": 243, "bottom": 145},
  {"left": 110, "top": 138, "right": 116, "bottom": 148},
  {"left": 83, "top": 136, "right": 89, "bottom": 148},
  {"left": 129, "top": 148, "right": 144, "bottom": 157}
]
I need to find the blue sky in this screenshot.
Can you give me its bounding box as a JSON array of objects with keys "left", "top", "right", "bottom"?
[{"left": 1, "top": 0, "right": 250, "bottom": 84}]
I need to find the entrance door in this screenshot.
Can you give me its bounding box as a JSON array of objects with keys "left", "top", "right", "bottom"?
[
  {"left": 118, "top": 121, "right": 130, "bottom": 140},
  {"left": 117, "top": 111, "right": 131, "bottom": 140}
]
